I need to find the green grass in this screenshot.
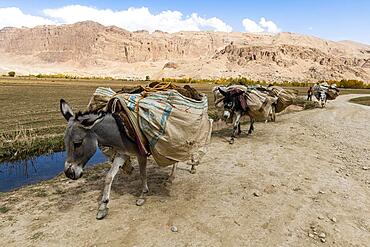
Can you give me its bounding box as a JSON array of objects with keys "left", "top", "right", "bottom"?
[{"left": 349, "top": 96, "right": 370, "bottom": 106}]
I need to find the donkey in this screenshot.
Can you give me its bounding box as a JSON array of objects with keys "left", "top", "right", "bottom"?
[
  {"left": 217, "top": 88, "right": 255, "bottom": 144},
  {"left": 314, "top": 91, "right": 327, "bottom": 108},
  {"left": 59, "top": 99, "right": 178, "bottom": 220}
]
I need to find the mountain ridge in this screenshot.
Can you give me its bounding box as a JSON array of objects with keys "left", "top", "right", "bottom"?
[{"left": 1, "top": 21, "right": 369, "bottom": 82}]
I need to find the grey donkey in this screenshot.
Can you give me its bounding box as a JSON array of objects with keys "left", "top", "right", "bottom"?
[{"left": 60, "top": 99, "right": 181, "bottom": 220}]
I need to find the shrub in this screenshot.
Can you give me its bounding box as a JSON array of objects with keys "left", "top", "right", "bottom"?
[
  {"left": 145, "top": 75, "right": 150, "bottom": 81},
  {"left": 8, "top": 71, "right": 15, "bottom": 77},
  {"left": 336, "top": 79, "right": 365, "bottom": 89}
]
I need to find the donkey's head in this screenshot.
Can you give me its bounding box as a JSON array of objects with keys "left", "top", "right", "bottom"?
[
  {"left": 60, "top": 99, "right": 104, "bottom": 180},
  {"left": 218, "top": 87, "right": 240, "bottom": 120}
]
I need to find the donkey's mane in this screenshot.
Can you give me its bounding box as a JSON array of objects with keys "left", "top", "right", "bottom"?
[
  {"left": 75, "top": 108, "right": 106, "bottom": 118},
  {"left": 74, "top": 109, "right": 107, "bottom": 127}
]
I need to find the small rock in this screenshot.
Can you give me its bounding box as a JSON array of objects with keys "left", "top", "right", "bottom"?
[
  {"left": 362, "top": 166, "right": 369, "bottom": 170},
  {"left": 34, "top": 217, "right": 39, "bottom": 220},
  {"left": 313, "top": 231, "right": 318, "bottom": 235},
  {"left": 321, "top": 238, "right": 326, "bottom": 243},
  {"left": 253, "top": 191, "right": 262, "bottom": 197},
  {"left": 319, "top": 233, "right": 326, "bottom": 238},
  {"left": 170, "top": 225, "right": 178, "bottom": 232},
  {"left": 319, "top": 191, "right": 325, "bottom": 194},
  {"left": 331, "top": 217, "right": 337, "bottom": 223},
  {"left": 318, "top": 215, "right": 324, "bottom": 220},
  {"left": 308, "top": 233, "right": 314, "bottom": 238}
]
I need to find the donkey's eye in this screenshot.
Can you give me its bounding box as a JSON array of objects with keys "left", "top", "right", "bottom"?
[{"left": 73, "top": 142, "right": 83, "bottom": 148}]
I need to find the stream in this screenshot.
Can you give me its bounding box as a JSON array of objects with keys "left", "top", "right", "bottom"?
[{"left": 0, "top": 149, "right": 107, "bottom": 192}]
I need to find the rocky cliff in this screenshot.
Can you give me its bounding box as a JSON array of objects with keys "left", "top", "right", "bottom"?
[{"left": 0, "top": 21, "right": 369, "bottom": 82}]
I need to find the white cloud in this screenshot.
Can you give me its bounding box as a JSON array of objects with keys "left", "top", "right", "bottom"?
[
  {"left": 242, "top": 18, "right": 264, "bottom": 33},
  {"left": 0, "top": 5, "right": 224, "bottom": 32},
  {"left": 0, "top": 5, "right": 231, "bottom": 33},
  {"left": 42, "top": 5, "right": 232, "bottom": 32},
  {"left": 242, "top": 17, "right": 281, "bottom": 33},
  {"left": 259, "top": 17, "right": 281, "bottom": 33},
  {"left": 0, "top": 7, "right": 55, "bottom": 28}
]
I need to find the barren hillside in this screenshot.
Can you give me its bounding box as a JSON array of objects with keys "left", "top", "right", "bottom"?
[{"left": 0, "top": 21, "right": 369, "bottom": 82}]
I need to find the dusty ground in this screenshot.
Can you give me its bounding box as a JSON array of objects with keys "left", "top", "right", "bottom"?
[{"left": 0, "top": 95, "right": 369, "bottom": 247}]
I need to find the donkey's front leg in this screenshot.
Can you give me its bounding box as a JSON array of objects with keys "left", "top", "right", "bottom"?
[
  {"left": 96, "top": 155, "right": 127, "bottom": 220},
  {"left": 136, "top": 155, "right": 148, "bottom": 206},
  {"left": 230, "top": 111, "right": 241, "bottom": 144}
]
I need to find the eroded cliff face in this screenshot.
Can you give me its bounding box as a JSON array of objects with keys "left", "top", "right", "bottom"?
[
  {"left": 0, "top": 21, "right": 369, "bottom": 82},
  {"left": 213, "top": 43, "right": 370, "bottom": 81},
  {"left": 0, "top": 21, "right": 227, "bottom": 64}
]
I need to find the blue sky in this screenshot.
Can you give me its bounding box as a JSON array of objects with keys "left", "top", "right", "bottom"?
[{"left": 1, "top": 0, "right": 369, "bottom": 44}]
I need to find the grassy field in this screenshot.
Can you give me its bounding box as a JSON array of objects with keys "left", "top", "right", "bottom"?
[
  {"left": 1, "top": 77, "right": 370, "bottom": 162},
  {"left": 349, "top": 96, "right": 370, "bottom": 106}
]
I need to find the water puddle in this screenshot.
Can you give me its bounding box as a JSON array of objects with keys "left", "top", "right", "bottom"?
[{"left": 0, "top": 149, "right": 107, "bottom": 192}]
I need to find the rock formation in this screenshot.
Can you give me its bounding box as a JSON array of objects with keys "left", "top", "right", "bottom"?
[{"left": 0, "top": 21, "right": 369, "bottom": 82}]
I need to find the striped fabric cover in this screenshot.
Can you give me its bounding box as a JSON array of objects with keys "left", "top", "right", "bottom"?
[{"left": 88, "top": 87, "right": 212, "bottom": 167}]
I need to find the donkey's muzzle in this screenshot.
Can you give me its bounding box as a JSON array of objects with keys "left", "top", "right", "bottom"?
[
  {"left": 65, "top": 166, "right": 76, "bottom": 180},
  {"left": 223, "top": 110, "right": 231, "bottom": 120},
  {"left": 64, "top": 164, "right": 83, "bottom": 180}
]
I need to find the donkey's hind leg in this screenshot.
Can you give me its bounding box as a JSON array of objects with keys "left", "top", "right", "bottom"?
[
  {"left": 248, "top": 118, "right": 255, "bottom": 135},
  {"left": 190, "top": 164, "right": 197, "bottom": 174},
  {"left": 136, "top": 155, "right": 149, "bottom": 206},
  {"left": 166, "top": 163, "right": 177, "bottom": 185}
]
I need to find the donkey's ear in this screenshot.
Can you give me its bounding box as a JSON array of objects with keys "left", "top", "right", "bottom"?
[
  {"left": 60, "top": 99, "right": 74, "bottom": 121},
  {"left": 218, "top": 87, "right": 228, "bottom": 96}
]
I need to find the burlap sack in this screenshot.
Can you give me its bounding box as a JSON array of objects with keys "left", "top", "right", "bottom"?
[
  {"left": 327, "top": 89, "right": 339, "bottom": 100},
  {"left": 267, "top": 86, "right": 296, "bottom": 113},
  {"left": 245, "top": 90, "right": 275, "bottom": 120},
  {"left": 88, "top": 87, "right": 212, "bottom": 167}
]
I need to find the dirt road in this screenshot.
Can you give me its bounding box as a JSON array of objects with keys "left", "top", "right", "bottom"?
[{"left": 1, "top": 95, "right": 369, "bottom": 247}]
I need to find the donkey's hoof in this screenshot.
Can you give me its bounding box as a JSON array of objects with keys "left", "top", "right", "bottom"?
[
  {"left": 96, "top": 208, "right": 109, "bottom": 220},
  {"left": 136, "top": 198, "right": 146, "bottom": 206},
  {"left": 229, "top": 139, "right": 235, "bottom": 144}
]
